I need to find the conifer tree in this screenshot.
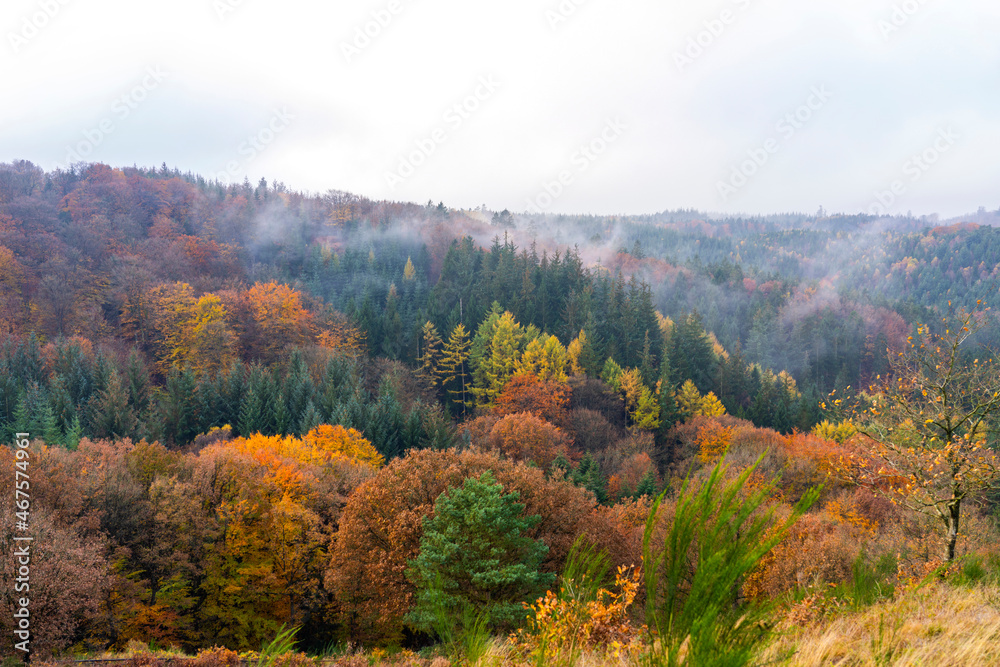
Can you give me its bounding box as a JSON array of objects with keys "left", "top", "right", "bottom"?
[
  {"left": 197, "top": 375, "right": 222, "bottom": 434},
  {"left": 38, "top": 395, "right": 62, "bottom": 446},
  {"left": 237, "top": 367, "right": 274, "bottom": 437},
  {"left": 439, "top": 323, "right": 472, "bottom": 416},
  {"left": 677, "top": 380, "right": 704, "bottom": 421},
  {"left": 567, "top": 329, "right": 598, "bottom": 377},
  {"left": 601, "top": 358, "right": 624, "bottom": 391},
  {"left": 382, "top": 286, "right": 403, "bottom": 359},
  {"left": 572, "top": 453, "right": 608, "bottom": 504},
  {"left": 406, "top": 472, "right": 552, "bottom": 632},
  {"left": 89, "top": 369, "right": 137, "bottom": 440},
  {"left": 48, "top": 374, "right": 76, "bottom": 442},
  {"left": 670, "top": 311, "right": 717, "bottom": 394},
  {"left": 635, "top": 468, "right": 657, "bottom": 498},
  {"left": 469, "top": 302, "right": 505, "bottom": 393},
  {"left": 274, "top": 391, "right": 291, "bottom": 436},
  {"left": 160, "top": 367, "right": 199, "bottom": 446},
  {"left": 632, "top": 386, "right": 662, "bottom": 431},
  {"left": 298, "top": 400, "right": 323, "bottom": 435},
  {"left": 516, "top": 334, "right": 569, "bottom": 383},
  {"left": 126, "top": 350, "right": 152, "bottom": 424},
  {"left": 657, "top": 356, "right": 680, "bottom": 433},
  {"left": 65, "top": 414, "right": 83, "bottom": 450},
  {"left": 417, "top": 321, "right": 443, "bottom": 388},
  {"left": 476, "top": 312, "right": 524, "bottom": 408}
]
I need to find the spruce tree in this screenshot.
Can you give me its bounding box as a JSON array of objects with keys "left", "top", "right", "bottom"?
[
  {"left": 298, "top": 400, "right": 323, "bottom": 435},
  {"left": 160, "top": 367, "right": 199, "bottom": 446},
  {"left": 274, "top": 391, "right": 291, "bottom": 436},
  {"left": 238, "top": 382, "right": 266, "bottom": 437},
  {"left": 126, "top": 350, "right": 152, "bottom": 432},
  {"left": 90, "top": 369, "right": 137, "bottom": 440}
]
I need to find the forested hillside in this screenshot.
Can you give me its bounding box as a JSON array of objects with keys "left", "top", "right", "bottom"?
[
  {"left": 3, "top": 160, "right": 1000, "bottom": 661},
  {"left": 3, "top": 160, "right": 1000, "bottom": 448}
]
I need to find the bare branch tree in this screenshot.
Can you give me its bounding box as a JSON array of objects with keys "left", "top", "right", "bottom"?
[{"left": 838, "top": 305, "right": 1000, "bottom": 563}]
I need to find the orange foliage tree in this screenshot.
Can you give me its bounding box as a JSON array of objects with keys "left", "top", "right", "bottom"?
[
  {"left": 230, "top": 282, "right": 315, "bottom": 363},
  {"left": 495, "top": 373, "right": 572, "bottom": 429},
  {"left": 487, "top": 412, "right": 574, "bottom": 469}
]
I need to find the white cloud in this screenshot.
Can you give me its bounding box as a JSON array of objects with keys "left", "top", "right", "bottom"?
[{"left": 1, "top": 0, "right": 998, "bottom": 217}]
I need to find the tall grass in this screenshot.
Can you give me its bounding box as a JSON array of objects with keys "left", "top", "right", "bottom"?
[
  {"left": 422, "top": 575, "right": 492, "bottom": 665},
  {"left": 258, "top": 625, "right": 299, "bottom": 667},
  {"left": 642, "top": 452, "right": 819, "bottom": 666}
]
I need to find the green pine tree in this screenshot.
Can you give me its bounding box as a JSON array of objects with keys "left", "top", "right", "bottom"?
[
  {"left": 406, "top": 472, "right": 553, "bottom": 633},
  {"left": 298, "top": 400, "right": 323, "bottom": 435},
  {"left": 238, "top": 384, "right": 265, "bottom": 437}
]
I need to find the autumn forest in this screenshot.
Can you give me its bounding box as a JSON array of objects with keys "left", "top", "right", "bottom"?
[{"left": 3, "top": 160, "right": 1000, "bottom": 665}]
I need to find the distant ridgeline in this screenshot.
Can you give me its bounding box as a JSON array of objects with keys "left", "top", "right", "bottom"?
[{"left": 0, "top": 160, "right": 998, "bottom": 450}]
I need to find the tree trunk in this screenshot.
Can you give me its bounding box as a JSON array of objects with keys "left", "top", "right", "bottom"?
[{"left": 945, "top": 499, "right": 961, "bottom": 563}]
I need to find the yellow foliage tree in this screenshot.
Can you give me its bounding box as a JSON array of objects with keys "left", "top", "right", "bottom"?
[
  {"left": 439, "top": 323, "right": 472, "bottom": 414},
  {"left": 677, "top": 380, "right": 727, "bottom": 420},
  {"left": 302, "top": 424, "right": 384, "bottom": 469},
  {"left": 233, "top": 425, "right": 384, "bottom": 470},
  {"left": 677, "top": 380, "right": 704, "bottom": 420},
  {"left": 567, "top": 330, "right": 587, "bottom": 376},
  {"left": 700, "top": 391, "right": 727, "bottom": 417},
  {"left": 517, "top": 334, "right": 570, "bottom": 383},
  {"left": 187, "top": 294, "right": 236, "bottom": 376},
  {"left": 841, "top": 308, "right": 1000, "bottom": 563}
]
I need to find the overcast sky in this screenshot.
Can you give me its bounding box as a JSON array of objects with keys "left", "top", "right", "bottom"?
[{"left": 2, "top": 0, "right": 998, "bottom": 218}]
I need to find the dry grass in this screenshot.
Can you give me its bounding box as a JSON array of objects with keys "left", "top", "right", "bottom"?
[
  {"left": 760, "top": 583, "right": 1000, "bottom": 666},
  {"left": 33, "top": 584, "right": 1000, "bottom": 667}
]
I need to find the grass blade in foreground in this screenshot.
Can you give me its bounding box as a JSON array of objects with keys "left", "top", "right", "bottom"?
[{"left": 643, "top": 452, "right": 819, "bottom": 666}]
